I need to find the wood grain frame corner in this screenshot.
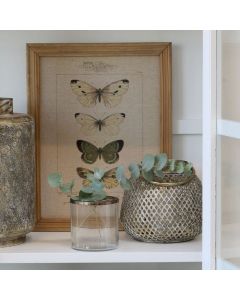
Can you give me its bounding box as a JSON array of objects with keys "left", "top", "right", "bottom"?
[{"left": 27, "top": 42, "right": 172, "bottom": 231}]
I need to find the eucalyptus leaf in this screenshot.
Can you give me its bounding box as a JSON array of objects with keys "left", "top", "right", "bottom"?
[
  {"left": 169, "top": 159, "right": 176, "bottom": 172},
  {"left": 116, "top": 165, "right": 125, "bottom": 182},
  {"left": 142, "top": 169, "right": 154, "bottom": 182},
  {"left": 89, "top": 191, "right": 107, "bottom": 201},
  {"left": 80, "top": 192, "right": 106, "bottom": 202},
  {"left": 120, "top": 177, "right": 132, "bottom": 190},
  {"left": 93, "top": 168, "right": 105, "bottom": 180},
  {"left": 128, "top": 163, "right": 140, "bottom": 180},
  {"left": 91, "top": 180, "right": 104, "bottom": 192},
  {"left": 79, "top": 190, "right": 93, "bottom": 199},
  {"left": 176, "top": 161, "right": 185, "bottom": 174},
  {"left": 81, "top": 186, "right": 94, "bottom": 194},
  {"left": 184, "top": 163, "right": 193, "bottom": 175},
  {"left": 142, "top": 154, "right": 155, "bottom": 172},
  {"left": 71, "top": 195, "right": 80, "bottom": 201},
  {"left": 155, "top": 153, "right": 168, "bottom": 171},
  {"left": 73, "top": 191, "right": 106, "bottom": 202},
  {"left": 86, "top": 173, "right": 95, "bottom": 181},
  {"left": 153, "top": 168, "right": 164, "bottom": 178},
  {"left": 48, "top": 173, "right": 62, "bottom": 188},
  {"left": 59, "top": 180, "right": 74, "bottom": 194}
]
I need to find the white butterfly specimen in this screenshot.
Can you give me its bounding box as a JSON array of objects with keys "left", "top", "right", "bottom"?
[
  {"left": 75, "top": 113, "right": 126, "bottom": 136},
  {"left": 70, "top": 79, "right": 129, "bottom": 108}
]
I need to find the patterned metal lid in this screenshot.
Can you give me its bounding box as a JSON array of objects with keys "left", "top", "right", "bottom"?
[{"left": 0, "top": 98, "right": 13, "bottom": 114}]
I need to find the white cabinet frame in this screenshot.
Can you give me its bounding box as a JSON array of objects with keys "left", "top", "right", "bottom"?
[{"left": 202, "top": 30, "right": 217, "bottom": 270}]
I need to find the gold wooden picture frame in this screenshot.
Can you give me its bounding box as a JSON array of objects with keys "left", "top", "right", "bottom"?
[{"left": 27, "top": 43, "right": 172, "bottom": 231}]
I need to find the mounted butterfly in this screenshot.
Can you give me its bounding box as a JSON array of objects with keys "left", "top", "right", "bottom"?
[
  {"left": 75, "top": 113, "right": 126, "bottom": 136},
  {"left": 77, "top": 139, "right": 124, "bottom": 164},
  {"left": 76, "top": 167, "right": 118, "bottom": 189},
  {"left": 70, "top": 79, "right": 129, "bottom": 108}
]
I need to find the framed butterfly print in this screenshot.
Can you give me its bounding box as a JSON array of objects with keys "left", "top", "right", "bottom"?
[{"left": 28, "top": 42, "right": 172, "bottom": 231}]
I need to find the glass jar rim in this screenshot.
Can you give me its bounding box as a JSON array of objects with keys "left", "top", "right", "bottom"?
[{"left": 70, "top": 196, "right": 119, "bottom": 206}]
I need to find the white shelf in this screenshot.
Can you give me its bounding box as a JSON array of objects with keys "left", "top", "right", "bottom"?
[{"left": 0, "top": 232, "right": 202, "bottom": 264}]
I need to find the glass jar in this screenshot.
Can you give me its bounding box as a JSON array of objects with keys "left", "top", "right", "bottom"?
[{"left": 70, "top": 196, "right": 119, "bottom": 251}]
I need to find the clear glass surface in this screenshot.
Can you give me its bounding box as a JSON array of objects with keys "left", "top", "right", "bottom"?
[
  {"left": 221, "top": 32, "right": 240, "bottom": 123},
  {"left": 216, "top": 31, "right": 240, "bottom": 269},
  {"left": 71, "top": 199, "right": 119, "bottom": 251},
  {"left": 218, "top": 136, "right": 240, "bottom": 267}
]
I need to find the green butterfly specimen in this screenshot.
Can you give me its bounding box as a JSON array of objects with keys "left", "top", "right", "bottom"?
[
  {"left": 70, "top": 79, "right": 129, "bottom": 108},
  {"left": 75, "top": 113, "right": 126, "bottom": 136},
  {"left": 77, "top": 140, "right": 124, "bottom": 164},
  {"left": 76, "top": 167, "right": 118, "bottom": 189}
]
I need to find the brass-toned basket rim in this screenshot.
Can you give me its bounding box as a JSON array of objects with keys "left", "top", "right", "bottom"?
[
  {"left": 148, "top": 168, "right": 196, "bottom": 187},
  {"left": 70, "top": 196, "right": 119, "bottom": 206}
]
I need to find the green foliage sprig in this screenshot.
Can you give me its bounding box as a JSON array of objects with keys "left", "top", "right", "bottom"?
[
  {"left": 115, "top": 153, "right": 193, "bottom": 190},
  {"left": 48, "top": 153, "right": 193, "bottom": 202},
  {"left": 48, "top": 168, "right": 107, "bottom": 202}
]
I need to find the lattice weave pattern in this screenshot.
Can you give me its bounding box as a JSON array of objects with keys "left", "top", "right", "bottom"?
[{"left": 120, "top": 175, "right": 202, "bottom": 243}]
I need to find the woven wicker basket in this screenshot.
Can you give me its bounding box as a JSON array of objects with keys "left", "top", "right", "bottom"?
[{"left": 120, "top": 171, "right": 202, "bottom": 243}]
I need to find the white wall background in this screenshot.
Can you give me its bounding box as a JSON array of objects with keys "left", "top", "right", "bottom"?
[{"left": 0, "top": 30, "right": 202, "bottom": 269}]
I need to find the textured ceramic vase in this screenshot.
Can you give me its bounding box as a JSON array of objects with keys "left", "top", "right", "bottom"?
[{"left": 0, "top": 98, "right": 35, "bottom": 247}]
